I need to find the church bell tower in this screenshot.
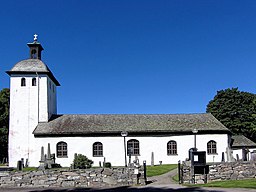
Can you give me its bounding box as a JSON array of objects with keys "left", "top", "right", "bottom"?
[{"left": 6, "top": 35, "right": 60, "bottom": 167}]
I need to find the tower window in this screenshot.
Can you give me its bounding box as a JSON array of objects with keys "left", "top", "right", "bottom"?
[
  {"left": 21, "top": 78, "right": 26, "bottom": 86},
  {"left": 32, "top": 78, "right": 37, "bottom": 86},
  {"left": 31, "top": 49, "right": 37, "bottom": 59}
]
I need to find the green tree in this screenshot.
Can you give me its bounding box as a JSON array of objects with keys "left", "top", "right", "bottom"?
[
  {"left": 0, "top": 88, "right": 10, "bottom": 163},
  {"left": 206, "top": 88, "right": 256, "bottom": 142}
]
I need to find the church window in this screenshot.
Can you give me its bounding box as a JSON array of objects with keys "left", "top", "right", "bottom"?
[
  {"left": 127, "top": 139, "right": 140, "bottom": 156},
  {"left": 167, "top": 140, "right": 177, "bottom": 155},
  {"left": 207, "top": 140, "right": 217, "bottom": 154},
  {"left": 32, "top": 78, "right": 37, "bottom": 86},
  {"left": 56, "top": 142, "right": 68, "bottom": 158},
  {"left": 21, "top": 78, "right": 26, "bottom": 86},
  {"left": 93, "top": 142, "right": 103, "bottom": 157}
]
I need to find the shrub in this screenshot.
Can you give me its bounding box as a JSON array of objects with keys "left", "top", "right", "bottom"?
[
  {"left": 104, "top": 162, "right": 111, "bottom": 168},
  {"left": 73, "top": 154, "right": 93, "bottom": 169}
]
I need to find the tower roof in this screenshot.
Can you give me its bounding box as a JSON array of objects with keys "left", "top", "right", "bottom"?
[
  {"left": 6, "top": 59, "right": 60, "bottom": 86},
  {"left": 6, "top": 35, "right": 60, "bottom": 86}
]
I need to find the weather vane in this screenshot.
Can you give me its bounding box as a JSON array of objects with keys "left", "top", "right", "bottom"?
[{"left": 34, "top": 34, "right": 38, "bottom": 41}]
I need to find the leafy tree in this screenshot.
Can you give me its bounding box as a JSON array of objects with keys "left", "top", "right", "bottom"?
[
  {"left": 73, "top": 153, "right": 93, "bottom": 169},
  {"left": 206, "top": 88, "right": 256, "bottom": 142},
  {"left": 0, "top": 88, "right": 10, "bottom": 163}
]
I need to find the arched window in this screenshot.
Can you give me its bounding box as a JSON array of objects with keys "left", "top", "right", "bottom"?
[
  {"left": 127, "top": 139, "right": 140, "bottom": 156},
  {"left": 21, "top": 78, "right": 26, "bottom": 86},
  {"left": 93, "top": 142, "right": 103, "bottom": 157},
  {"left": 32, "top": 78, "right": 37, "bottom": 86},
  {"left": 167, "top": 140, "right": 177, "bottom": 155},
  {"left": 31, "top": 49, "right": 37, "bottom": 59},
  {"left": 207, "top": 140, "right": 217, "bottom": 154},
  {"left": 56, "top": 142, "right": 68, "bottom": 158}
]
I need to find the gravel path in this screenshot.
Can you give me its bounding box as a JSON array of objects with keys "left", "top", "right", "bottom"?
[{"left": 147, "top": 168, "right": 178, "bottom": 185}]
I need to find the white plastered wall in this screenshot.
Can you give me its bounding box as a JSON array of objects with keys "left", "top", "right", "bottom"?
[
  {"left": 31, "top": 133, "right": 229, "bottom": 167},
  {"left": 232, "top": 148, "right": 256, "bottom": 161},
  {"left": 8, "top": 74, "right": 57, "bottom": 167}
]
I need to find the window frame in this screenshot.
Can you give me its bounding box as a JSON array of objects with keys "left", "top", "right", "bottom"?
[
  {"left": 167, "top": 140, "right": 178, "bottom": 155},
  {"left": 32, "top": 77, "right": 37, "bottom": 86},
  {"left": 56, "top": 141, "right": 68, "bottom": 158},
  {"left": 21, "top": 77, "right": 26, "bottom": 87},
  {"left": 207, "top": 140, "right": 217, "bottom": 154},
  {"left": 127, "top": 139, "right": 140, "bottom": 156},
  {"left": 93, "top": 142, "right": 103, "bottom": 157}
]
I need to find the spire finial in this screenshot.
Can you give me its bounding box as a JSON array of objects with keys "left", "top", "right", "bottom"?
[{"left": 34, "top": 34, "right": 38, "bottom": 42}]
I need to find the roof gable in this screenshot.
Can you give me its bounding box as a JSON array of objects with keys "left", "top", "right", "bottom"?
[{"left": 231, "top": 135, "right": 256, "bottom": 148}]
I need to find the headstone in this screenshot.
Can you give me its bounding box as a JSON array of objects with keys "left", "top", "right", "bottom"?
[
  {"left": 39, "top": 144, "right": 61, "bottom": 170},
  {"left": 25, "top": 158, "right": 28, "bottom": 167},
  {"left": 151, "top": 152, "right": 154, "bottom": 166},
  {"left": 40, "top": 146, "right": 44, "bottom": 161},
  {"left": 47, "top": 143, "right": 51, "bottom": 160},
  {"left": 221, "top": 152, "right": 225, "bottom": 162},
  {"left": 236, "top": 154, "right": 239, "bottom": 161},
  {"left": 21, "top": 158, "right": 24, "bottom": 168},
  {"left": 251, "top": 151, "right": 256, "bottom": 161},
  {"left": 17, "top": 160, "right": 23, "bottom": 171},
  {"left": 226, "top": 147, "right": 234, "bottom": 162}
]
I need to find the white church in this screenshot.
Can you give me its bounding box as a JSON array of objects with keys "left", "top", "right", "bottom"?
[{"left": 6, "top": 36, "right": 256, "bottom": 168}]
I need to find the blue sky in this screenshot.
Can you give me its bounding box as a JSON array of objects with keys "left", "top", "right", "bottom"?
[{"left": 1, "top": 0, "right": 256, "bottom": 114}]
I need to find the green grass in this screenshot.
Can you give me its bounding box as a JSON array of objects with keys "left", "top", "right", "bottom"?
[
  {"left": 194, "top": 179, "right": 256, "bottom": 189},
  {"left": 146, "top": 164, "right": 177, "bottom": 177},
  {"left": 12, "top": 167, "right": 38, "bottom": 172},
  {"left": 172, "top": 174, "right": 179, "bottom": 182}
]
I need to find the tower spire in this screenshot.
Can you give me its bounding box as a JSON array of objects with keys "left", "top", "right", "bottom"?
[
  {"left": 34, "top": 34, "right": 38, "bottom": 42},
  {"left": 27, "top": 34, "right": 44, "bottom": 60}
]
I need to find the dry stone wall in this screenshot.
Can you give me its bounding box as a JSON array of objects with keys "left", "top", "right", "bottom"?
[
  {"left": 181, "top": 161, "right": 256, "bottom": 184},
  {"left": 208, "top": 161, "right": 256, "bottom": 182},
  {"left": 0, "top": 167, "right": 145, "bottom": 188}
]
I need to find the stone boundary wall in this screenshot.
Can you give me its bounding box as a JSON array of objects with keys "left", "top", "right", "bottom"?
[
  {"left": 208, "top": 161, "right": 256, "bottom": 182},
  {"left": 0, "top": 167, "right": 145, "bottom": 188},
  {"left": 181, "top": 161, "right": 256, "bottom": 184}
]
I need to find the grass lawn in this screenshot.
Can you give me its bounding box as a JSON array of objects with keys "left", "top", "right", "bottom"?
[
  {"left": 146, "top": 164, "right": 177, "bottom": 177},
  {"left": 172, "top": 173, "right": 179, "bottom": 182},
  {"left": 194, "top": 179, "right": 256, "bottom": 189}
]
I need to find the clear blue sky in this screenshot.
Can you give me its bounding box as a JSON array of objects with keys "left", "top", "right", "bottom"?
[{"left": 1, "top": 1, "right": 256, "bottom": 114}]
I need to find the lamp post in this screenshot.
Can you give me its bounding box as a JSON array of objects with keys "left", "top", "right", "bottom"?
[
  {"left": 121, "top": 131, "right": 128, "bottom": 167},
  {"left": 192, "top": 128, "right": 198, "bottom": 150},
  {"left": 192, "top": 128, "right": 198, "bottom": 184}
]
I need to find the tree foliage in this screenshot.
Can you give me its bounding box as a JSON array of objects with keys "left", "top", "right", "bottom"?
[
  {"left": 0, "top": 88, "right": 10, "bottom": 163},
  {"left": 206, "top": 88, "right": 256, "bottom": 142}
]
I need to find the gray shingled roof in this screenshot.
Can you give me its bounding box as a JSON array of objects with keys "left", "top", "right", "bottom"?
[
  {"left": 231, "top": 135, "right": 256, "bottom": 148},
  {"left": 33, "top": 113, "right": 230, "bottom": 136},
  {"left": 6, "top": 59, "right": 60, "bottom": 86}
]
